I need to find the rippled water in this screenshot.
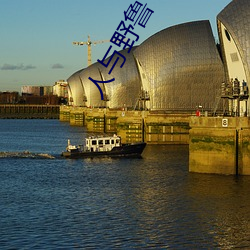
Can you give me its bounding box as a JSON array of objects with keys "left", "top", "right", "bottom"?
[{"left": 0, "top": 119, "right": 250, "bottom": 249}]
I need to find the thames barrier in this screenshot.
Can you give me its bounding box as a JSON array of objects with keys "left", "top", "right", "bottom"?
[
  {"left": 60, "top": 106, "right": 250, "bottom": 175},
  {"left": 59, "top": 106, "right": 190, "bottom": 144},
  {"left": 0, "top": 0, "right": 246, "bottom": 175},
  {"left": 61, "top": 0, "right": 250, "bottom": 175},
  {"left": 189, "top": 116, "right": 250, "bottom": 175}
]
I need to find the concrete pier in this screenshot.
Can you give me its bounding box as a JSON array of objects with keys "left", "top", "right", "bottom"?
[
  {"left": 59, "top": 106, "right": 190, "bottom": 144},
  {"left": 189, "top": 117, "right": 250, "bottom": 175},
  {"left": 60, "top": 106, "right": 250, "bottom": 175}
]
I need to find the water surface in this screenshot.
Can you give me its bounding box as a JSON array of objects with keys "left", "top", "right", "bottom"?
[{"left": 0, "top": 119, "right": 249, "bottom": 249}]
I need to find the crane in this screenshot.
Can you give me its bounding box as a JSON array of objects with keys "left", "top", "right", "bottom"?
[{"left": 73, "top": 35, "right": 110, "bottom": 67}]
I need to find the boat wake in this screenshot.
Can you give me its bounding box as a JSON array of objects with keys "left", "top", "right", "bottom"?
[{"left": 0, "top": 151, "right": 55, "bottom": 159}]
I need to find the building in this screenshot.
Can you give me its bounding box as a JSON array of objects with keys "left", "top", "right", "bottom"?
[
  {"left": 0, "top": 92, "right": 19, "bottom": 104},
  {"left": 67, "top": 69, "right": 86, "bottom": 106},
  {"left": 52, "top": 80, "right": 68, "bottom": 98},
  {"left": 21, "top": 85, "right": 59, "bottom": 105},
  {"left": 217, "top": 0, "right": 250, "bottom": 116},
  {"left": 67, "top": 20, "right": 224, "bottom": 112},
  {"left": 21, "top": 86, "right": 53, "bottom": 96},
  {"left": 133, "top": 20, "right": 224, "bottom": 112},
  {"left": 67, "top": 47, "right": 141, "bottom": 108},
  {"left": 67, "top": 0, "right": 250, "bottom": 115}
]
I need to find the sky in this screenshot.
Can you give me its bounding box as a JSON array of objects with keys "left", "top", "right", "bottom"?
[{"left": 0, "top": 0, "right": 232, "bottom": 92}]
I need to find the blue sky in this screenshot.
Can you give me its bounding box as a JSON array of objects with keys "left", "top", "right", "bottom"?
[{"left": 0, "top": 0, "right": 232, "bottom": 92}]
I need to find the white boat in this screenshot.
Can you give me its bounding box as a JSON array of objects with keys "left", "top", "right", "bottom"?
[{"left": 62, "top": 134, "right": 146, "bottom": 158}]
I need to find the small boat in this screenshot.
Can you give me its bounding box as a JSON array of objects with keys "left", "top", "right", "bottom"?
[{"left": 61, "top": 134, "right": 146, "bottom": 158}]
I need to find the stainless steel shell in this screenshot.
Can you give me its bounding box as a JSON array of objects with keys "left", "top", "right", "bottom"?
[
  {"left": 133, "top": 20, "right": 225, "bottom": 111},
  {"left": 217, "top": 0, "right": 250, "bottom": 84},
  {"left": 68, "top": 21, "right": 225, "bottom": 112}
]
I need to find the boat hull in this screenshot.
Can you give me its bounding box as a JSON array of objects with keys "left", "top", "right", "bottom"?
[{"left": 62, "top": 142, "right": 146, "bottom": 159}]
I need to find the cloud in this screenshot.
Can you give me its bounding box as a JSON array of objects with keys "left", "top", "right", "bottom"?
[
  {"left": 1, "top": 63, "right": 36, "bottom": 70},
  {"left": 23, "top": 64, "right": 36, "bottom": 70},
  {"left": 51, "top": 63, "right": 64, "bottom": 69}
]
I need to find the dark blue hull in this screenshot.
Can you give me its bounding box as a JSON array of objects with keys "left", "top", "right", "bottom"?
[{"left": 62, "top": 142, "right": 146, "bottom": 159}]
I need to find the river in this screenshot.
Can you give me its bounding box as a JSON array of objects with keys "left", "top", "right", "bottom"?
[{"left": 0, "top": 119, "right": 249, "bottom": 249}]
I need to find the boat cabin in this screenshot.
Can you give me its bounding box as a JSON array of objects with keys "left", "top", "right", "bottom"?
[{"left": 85, "top": 135, "right": 121, "bottom": 152}]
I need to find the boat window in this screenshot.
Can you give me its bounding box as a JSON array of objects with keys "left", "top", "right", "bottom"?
[
  {"left": 116, "top": 139, "right": 120, "bottom": 144},
  {"left": 98, "top": 140, "right": 103, "bottom": 145},
  {"left": 111, "top": 139, "right": 114, "bottom": 144},
  {"left": 105, "top": 140, "right": 110, "bottom": 144},
  {"left": 92, "top": 140, "right": 97, "bottom": 145}
]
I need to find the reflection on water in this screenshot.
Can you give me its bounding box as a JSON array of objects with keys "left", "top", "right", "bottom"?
[
  {"left": 186, "top": 174, "right": 250, "bottom": 249},
  {"left": 0, "top": 120, "right": 250, "bottom": 249}
]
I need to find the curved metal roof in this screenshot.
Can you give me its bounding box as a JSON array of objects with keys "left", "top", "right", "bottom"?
[
  {"left": 68, "top": 21, "right": 226, "bottom": 111},
  {"left": 67, "top": 69, "right": 86, "bottom": 106},
  {"left": 217, "top": 0, "right": 250, "bottom": 83},
  {"left": 68, "top": 47, "right": 141, "bottom": 108},
  {"left": 133, "top": 20, "right": 225, "bottom": 111}
]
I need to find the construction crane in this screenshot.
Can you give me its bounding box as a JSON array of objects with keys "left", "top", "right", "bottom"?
[{"left": 73, "top": 35, "right": 110, "bottom": 67}]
